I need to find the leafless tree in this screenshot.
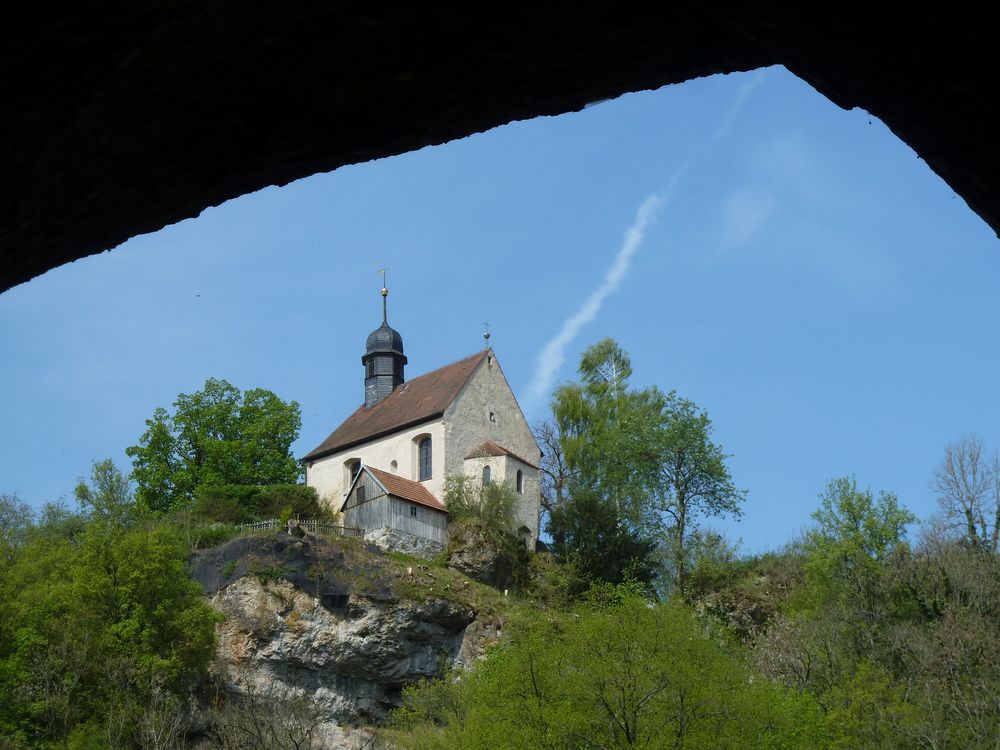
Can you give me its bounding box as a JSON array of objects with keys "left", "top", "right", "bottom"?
[
  {"left": 931, "top": 435, "right": 1000, "bottom": 551},
  {"left": 135, "top": 690, "right": 190, "bottom": 750},
  {"left": 534, "top": 420, "right": 573, "bottom": 522},
  {"left": 209, "top": 666, "right": 323, "bottom": 750}
]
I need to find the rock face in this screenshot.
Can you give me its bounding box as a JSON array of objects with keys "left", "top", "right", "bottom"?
[
  {"left": 212, "top": 577, "right": 474, "bottom": 725},
  {"left": 447, "top": 521, "right": 513, "bottom": 588},
  {"left": 191, "top": 531, "right": 498, "bottom": 741},
  {"left": 367, "top": 526, "right": 444, "bottom": 559},
  {"left": 5, "top": 7, "right": 1000, "bottom": 292}
]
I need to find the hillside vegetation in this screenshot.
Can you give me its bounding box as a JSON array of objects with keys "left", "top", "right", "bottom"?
[{"left": 3, "top": 346, "right": 1000, "bottom": 748}]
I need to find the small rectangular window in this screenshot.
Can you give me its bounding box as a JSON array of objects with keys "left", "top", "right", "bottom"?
[
  {"left": 357, "top": 484, "right": 366, "bottom": 503},
  {"left": 410, "top": 504, "right": 418, "bottom": 517}
]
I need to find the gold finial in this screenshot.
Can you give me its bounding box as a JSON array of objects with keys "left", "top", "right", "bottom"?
[
  {"left": 483, "top": 321, "right": 491, "bottom": 347},
  {"left": 378, "top": 267, "right": 390, "bottom": 321}
]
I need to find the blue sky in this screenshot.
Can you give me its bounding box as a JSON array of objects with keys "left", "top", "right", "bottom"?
[{"left": 2, "top": 65, "right": 998, "bottom": 552}]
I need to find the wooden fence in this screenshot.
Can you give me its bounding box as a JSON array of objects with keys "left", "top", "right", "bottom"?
[{"left": 234, "top": 518, "right": 363, "bottom": 538}]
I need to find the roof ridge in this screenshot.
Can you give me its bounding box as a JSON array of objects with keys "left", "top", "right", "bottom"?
[
  {"left": 402, "top": 348, "right": 487, "bottom": 386},
  {"left": 303, "top": 349, "right": 488, "bottom": 461}
]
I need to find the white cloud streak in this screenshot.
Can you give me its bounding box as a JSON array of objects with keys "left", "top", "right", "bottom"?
[
  {"left": 524, "top": 70, "right": 768, "bottom": 415},
  {"left": 525, "top": 175, "right": 680, "bottom": 411}
]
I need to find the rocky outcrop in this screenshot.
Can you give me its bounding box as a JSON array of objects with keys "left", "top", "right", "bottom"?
[
  {"left": 367, "top": 526, "right": 444, "bottom": 559},
  {"left": 6, "top": 7, "right": 1000, "bottom": 292},
  {"left": 446, "top": 521, "right": 516, "bottom": 589},
  {"left": 212, "top": 576, "right": 474, "bottom": 725},
  {"left": 191, "top": 531, "right": 506, "bottom": 742}
]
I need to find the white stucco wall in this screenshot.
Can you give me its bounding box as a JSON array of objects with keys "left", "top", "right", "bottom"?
[
  {"left": 305, "top": 419, "right": 446, "bottom": 510},
  {"left": 306, "top": 350, "right": 541, "bottom": 544},
  {"left": 445, "top": 352, "right": 542, "bottom": 544}
]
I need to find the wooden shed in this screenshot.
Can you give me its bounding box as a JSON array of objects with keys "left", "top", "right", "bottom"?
[{"left": 340, "top": 465, "right": 448, "bottom": 545}]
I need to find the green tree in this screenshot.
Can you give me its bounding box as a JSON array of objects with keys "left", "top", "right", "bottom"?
[
  {"left": 0, "top": 493, "right": 32, "bottom": 565},
  {"left": 645, "top": 393, "right": 745, "bottom": 590},
  {"left": 807, "top": 476, "right": 914, "bottom": 570},
  {"left": 442, "top": 474, "right": 519, "bottom": 535},
  {"left": 74, "top": 458, "right": 136, "bottom": 528},
  {"left": 0, "top": 520, "right": 219, "bottom": 745},
  {"left": 127, "top": 378, "right": 302, "bottom": 513},
  {"left": 549, "top": 339, "right": 743, "bottom": 591},
  {"left": 393, "top": 591, "right": 827, "bottom": 749},
  {"left": 803, "top": 476, "right": 914, "bottom": 628},
  {"left": 548, "top": 490, "right": 658, "bottom": 590}
]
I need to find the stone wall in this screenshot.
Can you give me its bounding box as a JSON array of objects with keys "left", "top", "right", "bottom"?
[{"left": 445, "top": 351, "right": 542, "bottom": 545}]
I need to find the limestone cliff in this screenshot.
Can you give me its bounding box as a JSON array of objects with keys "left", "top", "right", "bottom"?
[{"left": 190, "top": 531, "right": 516, "bottom": 745}]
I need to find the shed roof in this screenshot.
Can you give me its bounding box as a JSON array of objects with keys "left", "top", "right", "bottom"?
[
  {"left": 342, "top": 465, "right": 446, "bottom": 513},
  {"left": 464, "top": 440, "right": 539, "bottom": 469},
  {"left": 304, "top": 349, "right": 488, "bottom": 460}
]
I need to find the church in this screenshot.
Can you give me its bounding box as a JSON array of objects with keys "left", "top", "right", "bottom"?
[{"left": 303, "top": 285, "right": 542, "bottom": 553}]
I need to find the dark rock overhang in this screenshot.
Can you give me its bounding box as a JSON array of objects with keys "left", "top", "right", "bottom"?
[{"left": 3, "top": 4, "right": 997, "bottom": 292}]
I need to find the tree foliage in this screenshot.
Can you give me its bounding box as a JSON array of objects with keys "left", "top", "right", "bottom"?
[
  {"left": 808, "top": 477, "right": 914, "bottom": 564},
  {"left": 548, "top": 489, "right": 658, "bottom": 590},
  {"left": 0, "top": 493, "right": 32, "bottom": 565},
  {"left": 547, "top": 339, "right": 743, "bottom": 591},
  {"left": 679, "top": 475, "right": 1000, "bottom": 749},
  {"left": 0, "top": 512, "right": 219, "bottom": 746},
  {"left": 441, "top": 474, "right": 518, "bottom": 536},
  {"left": 127, "top": 378, "right": 302, "bottom": 513},
  {"left": 392, "top": 589, "right": 826, "bottom": 749},
  {"left": 74, "top": 459, "right": 136, "bottom": 528}
]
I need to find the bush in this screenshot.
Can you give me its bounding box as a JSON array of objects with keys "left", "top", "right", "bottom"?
[
  {"left": 192, "top": 484, "right": 321, "bottom": 523},
  {"left": 393, "top": 592, "right": 827, "bottom": 749},
  {"left": 194, "top": 485, "right": 257, "bottom": 523},
  {"left": 442, "top": 475, "right": 516, "bottom": 536},
  {"left": 255, "top": 484, "right": 321, "bottom": 519},
  {"left": 191, "top": 523, "right": 239, "bottom": 549}
]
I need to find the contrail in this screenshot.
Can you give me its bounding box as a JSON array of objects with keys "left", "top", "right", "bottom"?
[
  {"left": 524, "top": 71, "right": 768, "bottom": 415},
  {"left": 525, "top": 171, "right": 682, "bottom": 412}
]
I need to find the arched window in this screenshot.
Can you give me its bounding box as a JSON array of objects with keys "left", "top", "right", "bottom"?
[
  {"left": 418, "top": 436, "right": 432, "bottom": 481},
  {"left": 516, "top": 469, "right": 523, "bottom": 493},
  {"left": 345, "top": 459, "right": 361, "bottom": 489},
  {"left": 482, "top": 465, "right": 491, "bottom": 485}
]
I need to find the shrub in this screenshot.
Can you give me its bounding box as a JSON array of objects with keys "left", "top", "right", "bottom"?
[
  {"left": 255, "top": 484, "right": 321, "bottom": 519},
  {"left": 442, "top": 475, "right": 516, "bottom": 536},
  {"left": 191, "top": 484, "right": 321, "bottom": 523},
  {"left": 194, "top": 485, "right": 257, "bottom": 523},
  {"left": 191, "top": 523, "right": 239, "bottom": 549}
]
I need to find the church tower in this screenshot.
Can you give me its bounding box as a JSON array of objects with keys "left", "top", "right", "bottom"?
[{"left": 361, "top": 283, "right": 407, "bottom": 408}]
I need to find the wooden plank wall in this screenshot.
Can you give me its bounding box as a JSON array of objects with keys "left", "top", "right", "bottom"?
[{"left": 344, "top": 473, "right": 448, "bottom": 545}]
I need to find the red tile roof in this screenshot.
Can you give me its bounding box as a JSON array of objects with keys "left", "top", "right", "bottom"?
[
  {"left": 366, "top": 466, "right": 447, "bottom": 512},
  {"left": 464, "top": 440, "right": 539, "bottom": 469},
  {"left": 304, "top": 350, "right": 488, "bottom": 461}
]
